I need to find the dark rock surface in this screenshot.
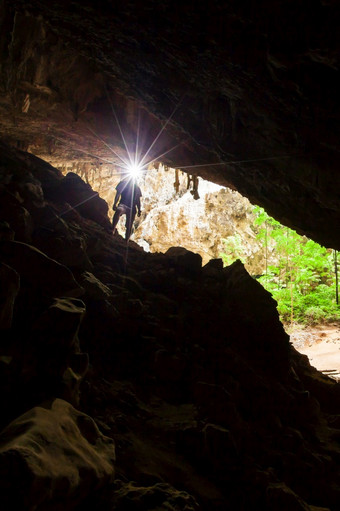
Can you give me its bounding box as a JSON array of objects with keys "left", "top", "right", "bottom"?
[
  {"left": 0, "top": 398, "right": 115, "bottom": 511},
  {"left": 0, "top": 1, "right": 339, "bottom": 250},
  {"left": 0, "top": 141, "right": 339, "bottom": 510}
]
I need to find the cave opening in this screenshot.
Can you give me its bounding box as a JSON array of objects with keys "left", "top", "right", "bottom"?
[{"left": 50, "top": 149, "right": 340, "bottom": 383}]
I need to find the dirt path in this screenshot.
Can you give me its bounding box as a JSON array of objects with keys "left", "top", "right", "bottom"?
[{"left": 288, "top": 322, "right": 340, "bottom": 380}]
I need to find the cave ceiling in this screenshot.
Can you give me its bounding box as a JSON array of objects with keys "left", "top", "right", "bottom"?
[{"left": 0, "top": 0, "right": 339, "bottom": 249}]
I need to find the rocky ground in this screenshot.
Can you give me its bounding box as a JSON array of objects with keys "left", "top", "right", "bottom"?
[{"left": 1, "top": 140, "right": 340, "bottom": 511}]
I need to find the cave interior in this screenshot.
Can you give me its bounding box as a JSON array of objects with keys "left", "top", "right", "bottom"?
[{"left": 0, "top": 1, "right": 340, "bottom": 510}]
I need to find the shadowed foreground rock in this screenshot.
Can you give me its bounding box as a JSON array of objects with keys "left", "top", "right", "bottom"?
[
  {"left": 0, "top": 141, "right": 339, "bottom": 510},
  {"left": 0, "top": 399, "right": 115, "bottom": 511}
]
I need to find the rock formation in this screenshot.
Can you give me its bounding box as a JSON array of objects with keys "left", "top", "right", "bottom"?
[
  {"left": 0, "top": 1, "right": 339, "bottom": 250},
  {"left": 0, "top": 140, "right": 339, "bottom": 510},
  {"left": 56, "top": 161, "right": 265, "bottom": 272},
  {"left": 0, "top": 399, "right": 115, "bottom": 510},
  {"left": 0, "top": 1, "right": 340, "bottom": 509}
]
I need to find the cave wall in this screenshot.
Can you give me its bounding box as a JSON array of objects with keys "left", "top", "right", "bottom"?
[
  {"left": 0, "top": 0, "right": 339, "bottom": 250},
  {"left": 1, "top": 2, "right": 340, "bottom": 509},
  {"left": 1, "top": 139, "right": 340, "bottom": 510}
]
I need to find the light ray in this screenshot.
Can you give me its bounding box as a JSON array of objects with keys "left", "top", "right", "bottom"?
[
  {"left": 51, "top": 134, "right": 118, "bottom": 165},
  {"left": 139, "top": 95, "right": 185, "bottom": 168},
  {"left": 87, "top": 126, "right": 129, "bottom": 167},
  {"left": 135, "top": 108, "right": 141, "bottom": 168},
  {"left": 105, "top": 87, "right": 134, "bottom": 166},
  {"left": 177, "top": 153, "right": 298, "bottom": 170},
  {"left": 143, "top": 141, "right": 185, "bottom": 169}
]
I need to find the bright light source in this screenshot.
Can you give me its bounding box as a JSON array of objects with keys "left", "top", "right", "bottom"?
[{"left": 127, "top": 162, "right": 142, "bottom": 178}]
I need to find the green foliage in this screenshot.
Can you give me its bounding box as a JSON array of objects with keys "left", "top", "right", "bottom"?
[
  {"left": 220, "top": 233, "right": 245, "bottom": 266},
  {"left": 221, "top": 206, "right": 340, "bottom": 325}
]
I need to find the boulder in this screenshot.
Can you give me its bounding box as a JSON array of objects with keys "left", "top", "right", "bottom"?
[
  {"left": 16, "top": 178, "right": 45, "bottom": 208},
  {"left": 59, "top": 172, "right": 112, "bottom": 230},
  {"left": 0, "top": 398, "right": 115, "bottom": 511},
  {"left": 221, "top": 260, "right": 290, "bottom": 376},
  {"left": 165, "top": 247, "right": 202, "bottom": 276},
  {"left": 23, "top": 298, "right": 85, "bottom": 388},
  {"left": 202, "top": 257, "right": 224, "bottom": 278},
  {"left": 0, "top": 240, "right": 84, "bottom": 298},
  {"left": 80, "top": 271, "right": 113, "bottom": 300},
  {"left": 0, "top": 298, "right": 87, "bottom": 423},
  {"left": 38, "top": 235, "right": 94, "bottom": 271}
]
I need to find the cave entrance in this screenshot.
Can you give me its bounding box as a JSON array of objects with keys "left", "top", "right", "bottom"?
[
  {"left": 129, "top": 164, "right": 340, "bottom": 382},
  {"left": 56, "top": 158, "right": 340, "bottom": 378}
]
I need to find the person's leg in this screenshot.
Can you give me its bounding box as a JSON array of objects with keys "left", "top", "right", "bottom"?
[
  {"left": 112, "top": 206, "right": 124, "bottom": 232},
  {"left": 125, "top": 209, "right": 136, "bottom": 241}
]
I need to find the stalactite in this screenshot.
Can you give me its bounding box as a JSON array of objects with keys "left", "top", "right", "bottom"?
[
  {"left": 187, "top": 174, "right": 200, "bottom": 200},
  {"left": 173, "top": 169, "right": 180, "bottom": 194}
]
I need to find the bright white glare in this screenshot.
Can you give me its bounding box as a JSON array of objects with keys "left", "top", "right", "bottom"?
[{"left": 127, "top": 162, "right": 143, "bottom": 178}]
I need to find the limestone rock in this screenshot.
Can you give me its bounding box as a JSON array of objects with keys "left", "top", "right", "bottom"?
[
  {"left": 202, "top": 258, "right": 224, "bottom": 277},
  {"left": 40, "top": 235, "right": 93, "bottom": 271},
  {"left": 2, "top": 298, "right": 87, "bottom": 417},
  {"left": 59, "top": 173, "right": 111, "bottom": 230},
  {"left": 0, "top": 137, "right": 339, "bottom": 510},
  {"left": 80, "top": 271, "right": 112, "bottom": 300},
  {"left": 61, "top": 354, "right": 89, "bottom": 407},
  {"left": 112, "top": 480, "right": 199, "bottom": 511},
  {"left": 0, "top": 398, "right": 115, "bottom": 511},
  {"left": 0, "top": 240, "right": 84, "bottom": 298},
  {"left": 1, "top": 2, "right": 340, "bottom": 253},
  {"left": 165, "top": 246, "right": 202, "bottom": 276},
  {"left": 221, "top": 259, "right": 290, "bottom": 375}
]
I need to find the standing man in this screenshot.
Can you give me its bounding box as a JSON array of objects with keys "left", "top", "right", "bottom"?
[{"left": 111, "top": 175, "right": 142, "bottom": 241}]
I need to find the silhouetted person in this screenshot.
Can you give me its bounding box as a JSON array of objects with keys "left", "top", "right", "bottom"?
[{"left": 111, "top": 176, "right": 142, "bottom": 241}]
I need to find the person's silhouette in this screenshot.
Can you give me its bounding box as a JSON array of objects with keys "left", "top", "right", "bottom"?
[{"left": 111, "top": 176, "right": 142, "bottom": 241}]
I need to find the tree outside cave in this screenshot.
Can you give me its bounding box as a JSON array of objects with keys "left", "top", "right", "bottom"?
[{"left": 221, "top": 206, "right": 340, "bottom": 326}]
